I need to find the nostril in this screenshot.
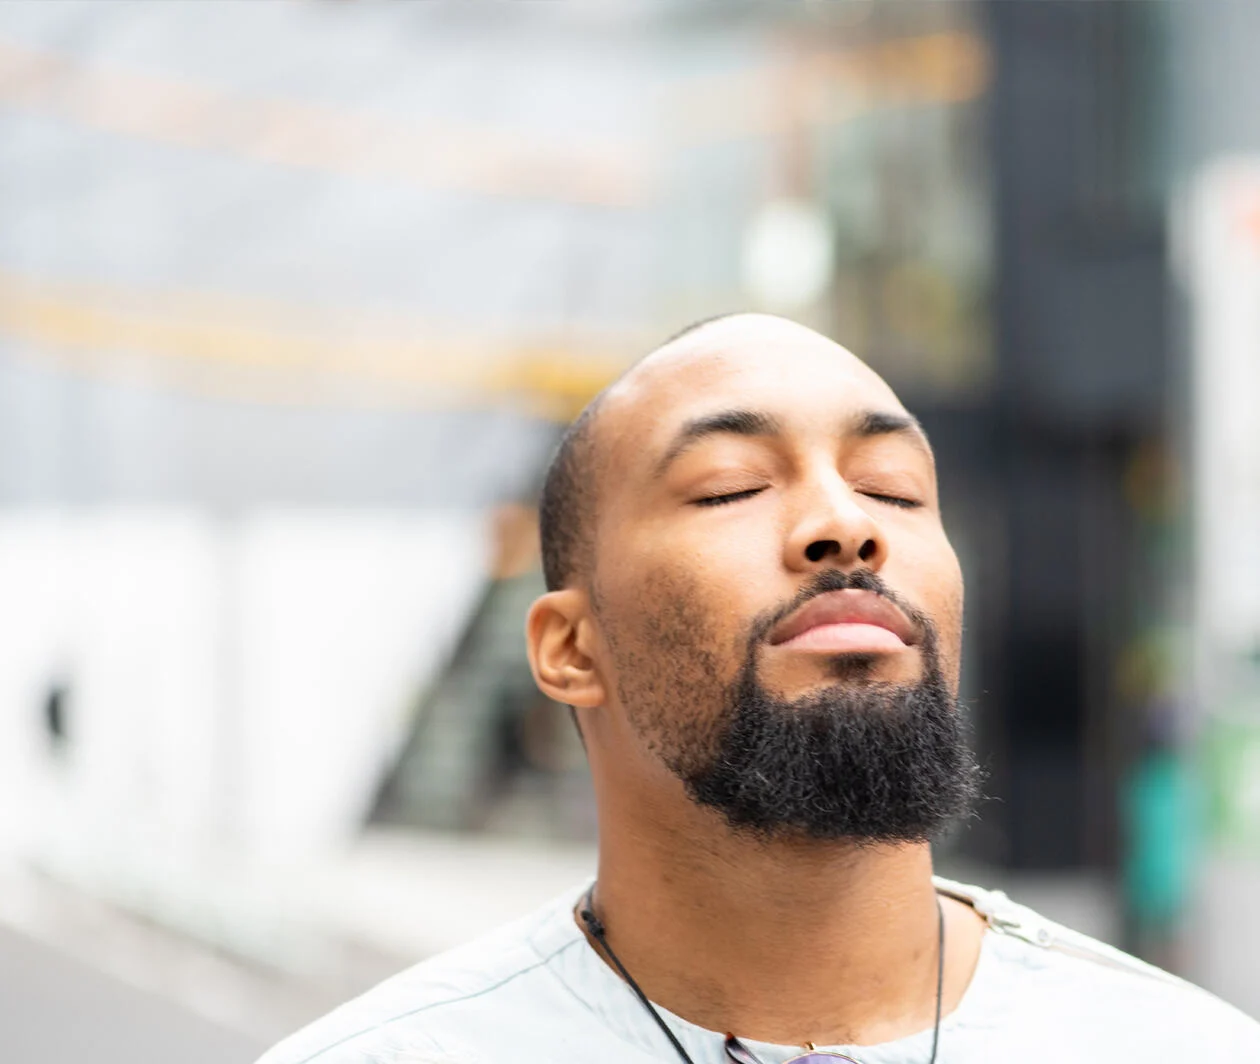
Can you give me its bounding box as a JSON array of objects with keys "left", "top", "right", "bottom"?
[
  {"left": 858, "top": 538, "right": 877, "bottom": 562},
  {"left": 805, "top": 539, "right": 840, "bottom": 563}
]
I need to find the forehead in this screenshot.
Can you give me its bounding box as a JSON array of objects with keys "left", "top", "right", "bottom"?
[{"left": 599, "top": 316, "right": 908, "bottom": 467}]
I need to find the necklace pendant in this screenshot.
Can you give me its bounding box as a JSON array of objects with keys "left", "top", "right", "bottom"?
[{"left": 725, "top": 1035, "right": 863, "bottom": 1064}]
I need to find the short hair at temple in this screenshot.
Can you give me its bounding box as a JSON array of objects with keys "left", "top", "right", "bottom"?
[{"left": 537, "top": 313, "right": 738, "bottom": 591}]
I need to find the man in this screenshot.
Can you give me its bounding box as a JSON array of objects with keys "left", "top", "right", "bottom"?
[{"left": 260, "top": 315, "right": 1260, "bottom": 1063}]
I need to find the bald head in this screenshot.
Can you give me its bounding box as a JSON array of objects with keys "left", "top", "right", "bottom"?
[{"left": 537, "top": 314, "right": 912, "bottom": 591}]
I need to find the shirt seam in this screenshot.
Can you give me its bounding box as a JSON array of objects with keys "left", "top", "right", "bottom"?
[
  {"left": 291, "top": 936, "right": 585, "bottom": 1064},
  {"left": 540, "top": 936, "right": 664, "bottom": 1055}
]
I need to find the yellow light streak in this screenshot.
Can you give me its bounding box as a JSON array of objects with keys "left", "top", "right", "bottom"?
[{"left": 0, "top": 272, "right": 633, "bottom": 419}]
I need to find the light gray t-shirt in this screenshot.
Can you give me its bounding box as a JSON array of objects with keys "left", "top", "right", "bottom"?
[{"left": 258, "top": 877, "right": 1260, "bottom": 1063}]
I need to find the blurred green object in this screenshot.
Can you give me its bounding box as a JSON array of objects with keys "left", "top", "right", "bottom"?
[
  {"left": 1123, "top": 746, "right": 1199, "bottom": 929},
  {"left": 1201, "top": 704, "right": 1260, "bottom": 858}
]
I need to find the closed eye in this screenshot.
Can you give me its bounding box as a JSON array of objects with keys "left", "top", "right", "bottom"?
[
  {"left": 693, "top": 487, "right": 766, "bottom": 508},
  {"left": 860, "top": 492, "right": 921, "bottom": 509}
]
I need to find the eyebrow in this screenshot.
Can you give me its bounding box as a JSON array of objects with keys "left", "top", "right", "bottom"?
[
  {"left": 653, "top": 405, "right": 930, "bottom": 479},
  {"left": 653, "top": 409, "right": 783, "bottom": 478},
  {"left": 852, "top": 409, "right": 931, "bottom": 451}
]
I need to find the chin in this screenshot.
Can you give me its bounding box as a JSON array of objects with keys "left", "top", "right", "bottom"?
[
  {"left": 822, "top": 650, "right": 928, "bottom": 687},
  {"left": 759, "top": 649, "right": 923, "bottom": 701}
]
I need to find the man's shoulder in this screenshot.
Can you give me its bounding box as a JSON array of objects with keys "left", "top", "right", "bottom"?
[
  {"left": 256, "top": 882, "right": 590, "bottom": 1064},
  {"left": 941, "top": 877, "right": 1260, "bottom": 1056}
]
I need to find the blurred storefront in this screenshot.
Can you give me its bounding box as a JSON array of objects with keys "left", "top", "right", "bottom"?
[{"left": 1171, "top": 0, "right": 1260, "bottom": 1017}]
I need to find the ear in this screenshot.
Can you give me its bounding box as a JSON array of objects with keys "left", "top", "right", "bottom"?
[{"left": 526, "top": 589, "right": 606, "bottom": 710}]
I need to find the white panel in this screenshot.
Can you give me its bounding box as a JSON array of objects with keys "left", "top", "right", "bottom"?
[
  {"left": 236, "top": 510, "right": 488, "bottom": 858},
  {"left": 0, "top": 512, "right": 73, "bottom": 853},
  {"left": 1189, "top": 159, "right": 1260, "bottom": 679}
]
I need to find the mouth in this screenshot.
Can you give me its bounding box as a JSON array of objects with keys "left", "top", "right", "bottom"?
[{"left": 768, "top": 589, "right": 919, "bottom": 654}]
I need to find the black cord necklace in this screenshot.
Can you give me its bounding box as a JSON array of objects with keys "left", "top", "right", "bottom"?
[{"left": 580, "top": 885, "right": 945, "bottom": 1064}]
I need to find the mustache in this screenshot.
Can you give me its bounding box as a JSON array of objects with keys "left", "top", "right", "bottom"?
[{"left": 748, "top": 568, "right": 933, "bottom": 648}]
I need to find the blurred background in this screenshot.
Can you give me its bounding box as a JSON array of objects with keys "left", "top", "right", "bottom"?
[{"left": 1, "top": 1, "right": 1259, "bottom": 1060}]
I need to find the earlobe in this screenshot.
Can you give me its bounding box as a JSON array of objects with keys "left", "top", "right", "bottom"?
[{"left": 525, "top": 590, "right": 606, "bottom": 709}]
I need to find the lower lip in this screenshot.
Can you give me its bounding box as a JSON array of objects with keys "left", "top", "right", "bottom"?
[{"left": 777, "top": 622, "right": 908, "bottom": 653}]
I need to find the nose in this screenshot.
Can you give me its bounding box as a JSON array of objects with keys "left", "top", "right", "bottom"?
[{"left": 782, "top": 465, "right": 888, "bottom": 573}]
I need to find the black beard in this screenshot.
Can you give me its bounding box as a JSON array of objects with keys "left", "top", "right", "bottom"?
[{"left": 662, "top": 571, "right": 982, "bottom": 842}]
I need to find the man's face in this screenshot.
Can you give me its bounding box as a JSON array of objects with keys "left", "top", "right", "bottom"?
[{"left": 584, "top": 316, "right": 977, "bottom": 840}]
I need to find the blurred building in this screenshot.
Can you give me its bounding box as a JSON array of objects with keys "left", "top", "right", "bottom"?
[{"left": 0, "top": 0, "right": 1257, "bottom": 1025}]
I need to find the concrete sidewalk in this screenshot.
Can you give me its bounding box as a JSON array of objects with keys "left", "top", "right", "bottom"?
[{"left": 0, "top": 923, "right": 263, "bottom": 1064}]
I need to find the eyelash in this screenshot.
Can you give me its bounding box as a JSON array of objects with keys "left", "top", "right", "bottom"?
[
  {"left": 693, "top": 488, "right": 765, "bottom": 507},
  {"left": 861, "top": 492, "right": 921, "bottom": 509},
  {"left": 693, "top": 489, "right": 920, "bottom": 509}
]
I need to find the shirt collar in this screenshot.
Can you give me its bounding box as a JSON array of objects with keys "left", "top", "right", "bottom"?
[{"left": 533, "top": 877, "right": 1015, "bottom": 1063}]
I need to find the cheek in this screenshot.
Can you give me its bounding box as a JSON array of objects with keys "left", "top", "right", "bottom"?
[
  {"left": 940, "top": 580, "right": 965, "bottom": 688},
  {"left": 924, "top": 541, "right": 965, "bottom": 684},
  {"left": 596, "top": 551, "right": 718, "bottom": 658},
  {"left": 602, "top": 515, "right": 770, "bottom": 646},
  {"left": 887, "top": 530, "right": 964, "bottom": 666},
  {"left": 591, "top": 555, "right": 746, "bottom": 734}
]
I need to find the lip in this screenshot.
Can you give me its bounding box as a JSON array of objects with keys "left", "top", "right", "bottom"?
[{"left": 768, "top": 589, "right": 918, "bottom": 650}]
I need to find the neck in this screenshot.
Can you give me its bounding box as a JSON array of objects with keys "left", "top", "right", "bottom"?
[{"left": 585, "top": 783, "right": 958, "bottom": 1047}]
